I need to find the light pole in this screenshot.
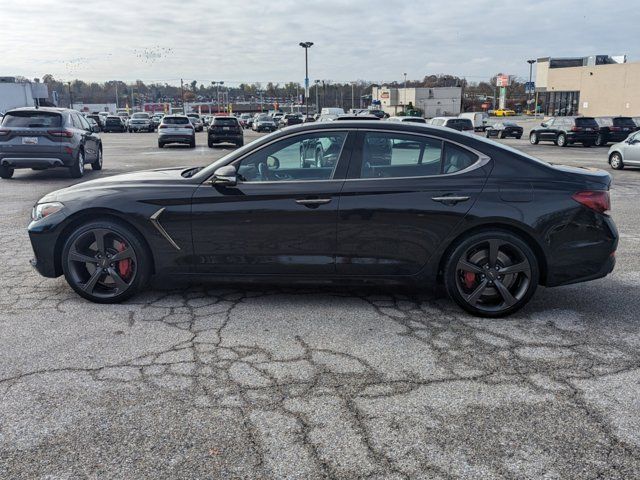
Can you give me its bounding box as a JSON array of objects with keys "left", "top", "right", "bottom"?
[
  {"left": 299, "top": 41, "right": 313, "bottom": 119},
  {"left": 314, "top": 79, "right": 320, "bottom": 114},
  {"left": 68, "top": 82, "right": 73, "bottom": 109},
  {"left": 527, "top": 59, "right": 536, "bottom": 114},
  {"left": 403, "top": 72, "right": 407, "bottom": 112}
]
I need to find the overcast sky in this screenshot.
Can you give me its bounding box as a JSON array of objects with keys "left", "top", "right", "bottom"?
[{"left": 3, "top": 0, "right": 638, "bottom": 86}]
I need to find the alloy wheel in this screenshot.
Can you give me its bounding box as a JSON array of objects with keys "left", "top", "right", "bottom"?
[
  {"left": 455, "top": 238, "right": 532, "bottom": 314},
  {"left": 65, "top": 228, "right": 137, "bottom": 299},
  {"left": 610, "top": 153, "right": 623, "bottom": 170}
]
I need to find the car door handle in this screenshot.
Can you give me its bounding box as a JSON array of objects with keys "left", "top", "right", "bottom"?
[
  {"left": 295, "top": 198, "right": 332, "bottom": 206},
  {"left": 431, "top": 196, "right": 470, "bottom": 205}
]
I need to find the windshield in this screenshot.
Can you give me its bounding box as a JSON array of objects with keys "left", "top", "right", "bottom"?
[
  {"left": 163, "top": 117, "right": 189, "bottom": 125},
  {"left": 2, "top": 111, "right": 62, "bottom": 128},
  {"left": 613, "top": 117, "right": 636, "bottom": 127}
]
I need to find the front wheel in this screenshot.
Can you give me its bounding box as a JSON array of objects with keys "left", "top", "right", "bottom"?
[
  {"left": 610, "top": 152, "right": 624, "bottom": 170},
  {"left": 444, "top": 231, "right": 539, "bottom": 317},
  {"left": 91, "top": 147, "right": 103, "bottom": 170},
  {"left": 529, "top": 132, "right": 539, "bottom": 144},
  {"left": 62, "top": 220, "right": 151, "bottom": 303},
  {"left": 69, "top": 149, "right": 85, "bottom": 178}
]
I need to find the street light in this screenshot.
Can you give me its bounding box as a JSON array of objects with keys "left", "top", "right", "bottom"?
[
  {"left": 314, "top": 79, "right": 320, "bottom": 113},
  {"left": 527, "top": 59, "right": 536, "bottom": 114},
  {"left": 403, "top": 72, "right": 407, "bottom": 112},
  {"left": 299, "top": 41, "right": 313, "bottom": 119}
]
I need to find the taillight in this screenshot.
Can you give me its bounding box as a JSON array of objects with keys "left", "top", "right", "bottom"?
[
  {"left": 0, "top": 129, "right": 10, "bottom": 136},
  {"left": 47, "top": 129, "right": 73, "bottom": 138},
  {"left": 159, "top": 124, "right": 168, "bottom": 129},
  {"left": 571, "top": 126, "right": 581, "bottom": 132},
  {"left": 610, "top": 126, "right": 621, "bottom": 132},
  {"left": 572, "top": 190, "right": 610, "bottom": 214},
  {"left": 186, "top": 124, "right": 194, "bottom": 130}
]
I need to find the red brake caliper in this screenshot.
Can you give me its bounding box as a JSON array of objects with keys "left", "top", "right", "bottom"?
[
  {"left": 463, "top": 271, "right": 476, "bottom": 289},
  {"left": 116, "top": 241, "right": 132, "bottom": 279}
]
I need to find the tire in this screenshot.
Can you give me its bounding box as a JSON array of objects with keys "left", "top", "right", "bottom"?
[
  {"left": 208, "top": 138, "right": 214, "bottom": 148},
  {"left": 91, "top": 146, "right": 103, "bottom": 170},
  {"left": 61, "top": 219, "right": 151, "bottom": 304},
  {"left": 236, "top": 140, "right": 244, "bottom": 147},
  {"left": 516, "top": 135, "right": 522, "bottom": 140},
  {"left": 498, "top": 132, "right": 505, "bottom": 139},
  {"left": 443, "top": 230, "right": 539, "bottom": 317},
  {"left": 583, "top": 142, "right": 593, "bottom": 148},
  {"left": 529, "top": 132, "right": 539, "bottom": 144},
  {"left": 595, "top": 134, "right": 605, "bottom": 147},
  {"left": 610, "top": 152, "right": 624, "bottom": 170},
  {"left": 158, "top": 141, "right": 164, "bottom": 149},
  {"left": 0, "top": 164, "right": 14, "bottom": 179},
  {"left": 556, "top": 133, "right": 567, "bottom": 147},
  {"left": 189, "top": 139, "right": 196, "bottom": 148},
  {"left": 69, "top": 149, "right": 85, "bottom": 178}
]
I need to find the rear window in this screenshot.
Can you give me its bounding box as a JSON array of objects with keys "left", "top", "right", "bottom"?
[
  {"left": 576, "top": 117, "right": 598, "bottom": 127},
  {"left": 403, "top": 117, "right": 426, "bottom": 123},
  {"left": 132, "top": 113, "right": 149, "bottom": 119},
  {"left": 106, "top": 117, "right": 121, "bottom": 124},
  {"left": 163, "top": 117, "right": 189, "bottom": 125},
  {"left": 213, "top": 118, "right": 238, "bottom": 126},
  {"left": 447, "top": 119, "right": 473, "bottom": 128},
  {"left": 613, "top": 117, "right": 636, "bottom": 127},
  {"left": 2, "top": 111, "right": 62, "bottom": 128}
]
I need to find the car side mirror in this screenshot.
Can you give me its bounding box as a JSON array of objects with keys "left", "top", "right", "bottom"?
[
  {"left": 212, "top": 165, "right": 237, "bottom": 186},
  {"left": 91, "top": 125, "right": 99, "bottom": 133},
  {"left": 540, "top": 122, "right": 547, "bottom": 127}
]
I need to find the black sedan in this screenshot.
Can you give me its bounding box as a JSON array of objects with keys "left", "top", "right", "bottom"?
[
  {"left": 485, "top": 122, "right": 523, "bottom": 139},
  {"left": 28, "top": 121, "right": 618, "bottom": 317}
]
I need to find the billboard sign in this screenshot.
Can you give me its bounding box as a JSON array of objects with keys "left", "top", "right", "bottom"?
[{"left": 496, "top": 74, "right": 510, "bottom": 87}]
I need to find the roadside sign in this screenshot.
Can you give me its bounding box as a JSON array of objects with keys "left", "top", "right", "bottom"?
[{"left": 524, "top": 82, "right": 535, "bottom": 94}]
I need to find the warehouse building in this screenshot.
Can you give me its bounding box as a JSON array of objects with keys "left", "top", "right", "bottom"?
[
  {"left": 371, "top": 86, "right": 462, "bottom": 117},
  {"left": 535, "top": 55, "right": 640, "bottom": 117},
  {"left": 0, "top": 77, "right": 50, "bottom": 113}
]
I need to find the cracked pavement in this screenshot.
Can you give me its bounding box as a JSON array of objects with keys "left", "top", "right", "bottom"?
[{"left": 2, "top": 127, "right": 640, "bottom": 479}]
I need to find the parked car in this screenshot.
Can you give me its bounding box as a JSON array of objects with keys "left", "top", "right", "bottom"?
[
  {"left": 157, "top": 115, "right": 195, "bottom": 148},
  {"left": 299, "top": 134, "right": 346, "bottom": 168},
  {"left": 271, "top": 112, "right": 285, "bottom": 125},
  {"left": 98, "top": 112, "right": 109, "bottom": 127},
  {"left": 485, "top": 122, "right": 523, "bottom": 139},
  {"left": 459, "top": 112, "right": 489, "bottom": 131},
  {"left": 387, "top": 116, "right": 427, "bottom": 124},
  {"left": 493, "top": 109, "right": 516, "bottom": 117},
  {"left": 28, "top": 121, "right": 617, "bottom": 318},
  {"left": 368, "top": 110, "right": 387, "bottom": 119},
  {"left": 335, "top": 115, "right": 380, "bottom": 121},
  {"left": 594, "top": 117, "right": 638, "bottom": 146},
  {"left": 279, "top": 113, "right": 304, "bottom": 128},
  {"left": 607, "top": 130, "right": 640, "bottom": 170},
  {"left": 632, "top": 117, "right": 640, "bottom": 129},
  {"left": 150, "top": 114, "right": 164, "bottom": 130},
  {"left": 86, "top": 117, "right": 100, "bottom": 133},
  {"left": 85, "top": 114, "right": 102, "bottom": 131},
  {"left": 252, "top": 114, "right": 277, "bottom": 132},
  {"left": 103, "top": 115, "right": 126, "bottom": 133},
  {"left": 428, "top": 117, "right": 474, "bottom": 132},
  {"left": 207, "top": 116, "right": 243, "bottom": 147},
  {"left": 186, "top": 114, "right": 204, "bottom": 132},
  {"left": 0, "top": 107, "right": 102, "bottom": 179},
  {"left": 320, "top": 107, "right": 345, "bottom": 117},
  {"left": 238, "top": 113, "right": 252, "bottom": 129},
  {"left": 529, "top": 117, "right": 599, "bottom": 147},
  {"left": 128, "top": 112, "right": 154, "bottom": 132}
]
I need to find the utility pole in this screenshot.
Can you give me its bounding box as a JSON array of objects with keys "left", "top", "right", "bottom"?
[
  {"left": 315, "top": 80, "right": 320, "bottom": 113},
  {"left": 68, "top": 82, "right": 73, "bottom": 109},
  {"left": 299, "top": 41, "right": 313, "bottom": 119},
  {"left": 180, "top": 78, "right": 185, "bottom": 114},
  {"left": 351, "top": 83, "right": 355, "bottom": 111},
  {"left": 403, "top": 72, "right": 407, "bottom": 112},
  {"left": 527, "top": 59, "right": 536, "bottom": 114},
  {"left": 115, "top": 83, "right": 118, "bottom": 109}
]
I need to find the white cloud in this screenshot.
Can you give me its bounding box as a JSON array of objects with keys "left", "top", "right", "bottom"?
[{"left": 2, "top": 0, "right": 638, "bottom": 85}]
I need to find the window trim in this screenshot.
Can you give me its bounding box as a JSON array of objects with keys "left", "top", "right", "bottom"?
[{"left": 345, "top": 128, "right": 490, "bottom": 182}]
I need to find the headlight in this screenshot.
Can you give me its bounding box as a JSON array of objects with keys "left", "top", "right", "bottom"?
[{"left": 31, "top": 202, "right": 64, "bottom": 221}]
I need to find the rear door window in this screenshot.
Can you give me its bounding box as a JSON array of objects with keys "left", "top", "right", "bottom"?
[
  {"left": 1, "top": 111, "right": 62, "bottom": 128},
  {"left": 360, "top": 132, "right": 442, "bottom": 178}
]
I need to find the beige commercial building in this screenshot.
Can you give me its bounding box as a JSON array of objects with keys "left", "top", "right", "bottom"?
[
  {"left": 371, "top": 86, "right": 462, "bottom": 117},
  {"left": 535, "top": 56, "right": 640, "bottom": 117}
]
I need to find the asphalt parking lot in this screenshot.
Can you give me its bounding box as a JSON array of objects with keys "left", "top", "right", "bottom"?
[{"left": 2, "top": 122, "right": 640, "bottom": 479}]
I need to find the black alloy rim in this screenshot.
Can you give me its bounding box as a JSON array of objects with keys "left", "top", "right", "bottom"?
[
  {"left": 455, "top": 239, "right": 531, "bottom": 313},
  {"left": 66, "top": 228, "right": 137, "bottom": 298}
]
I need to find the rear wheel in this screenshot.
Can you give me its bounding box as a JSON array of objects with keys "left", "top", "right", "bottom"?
[
  {"left": 69, "top": 149, "right": 85, "bottom": 178},
  {"left": 444, "top": 231, "right": 539, "bottom": 317},
  {"left": 610, "top": 152, "right": 624, "bottom": 170},
  {"left": 529, "top": 132, "right": 539, "bottom": 144},
  {"left": 158, "top": 141, "right": 164, "bottom": 149},
  {"left": 556, "top": 133, "right": 567, "bottom": 147},
  {"left": 237, "top": 139, "right": 244, "bottom": 147},
  {"left": 208, "top": 138, "right": 214, "bottom": 148},
  {"left": 189, "top": 139, "right": 196, "bottom": 148},
  {"left": 62, "top": 220, "right": 151, "bottom": 303},
  {"left": 0, "top": 164, "right": 14, "bottom": 179},
  {"left": 516, "top": 135, "right": 522, "bottom": 140},
  {"left": 91, "top": 147, "right": 103, "bottom": 170}
]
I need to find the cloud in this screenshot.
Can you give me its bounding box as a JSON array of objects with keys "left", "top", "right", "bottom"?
[{"left": 2, "top": 0, "right": 638, "bottom": 85}]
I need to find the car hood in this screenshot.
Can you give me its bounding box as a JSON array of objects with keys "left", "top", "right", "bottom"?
[{"left": 37, "top": 167, "right": 192, "bottom": 203}]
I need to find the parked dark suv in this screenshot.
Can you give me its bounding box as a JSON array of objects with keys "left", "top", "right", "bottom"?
[
  {"left": 0, "top": 108, "right": 102, "bottom": 179},
  {"left": 594, "top": 117, "right": 638, "bottom": 146},
  {"left": 207, "top": 116, "right": 243, "bottom": 147},
  {"left": 529, "top": 116, "right": 599, "bottom": 147}
]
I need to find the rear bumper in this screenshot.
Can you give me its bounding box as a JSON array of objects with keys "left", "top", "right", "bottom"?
[
  {"left": 158, "top": 134, "right": 193, "bottom": 144},
  {"left": 0, "top": 152, "right": 75, "bottom": 168},
  {"left": 567, "top": 132, "right": 598, "bottom": 142},
  {"left": 209, "top": 134, "right": 243, "bottom": 143}
]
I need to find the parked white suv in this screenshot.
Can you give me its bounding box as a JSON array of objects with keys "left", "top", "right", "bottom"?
[
  {"left": 157, "top": 115, "right": 195, "bottom": 148},
  {"left": 128, "top": 112, "right": 153, "bottom": 132}
]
